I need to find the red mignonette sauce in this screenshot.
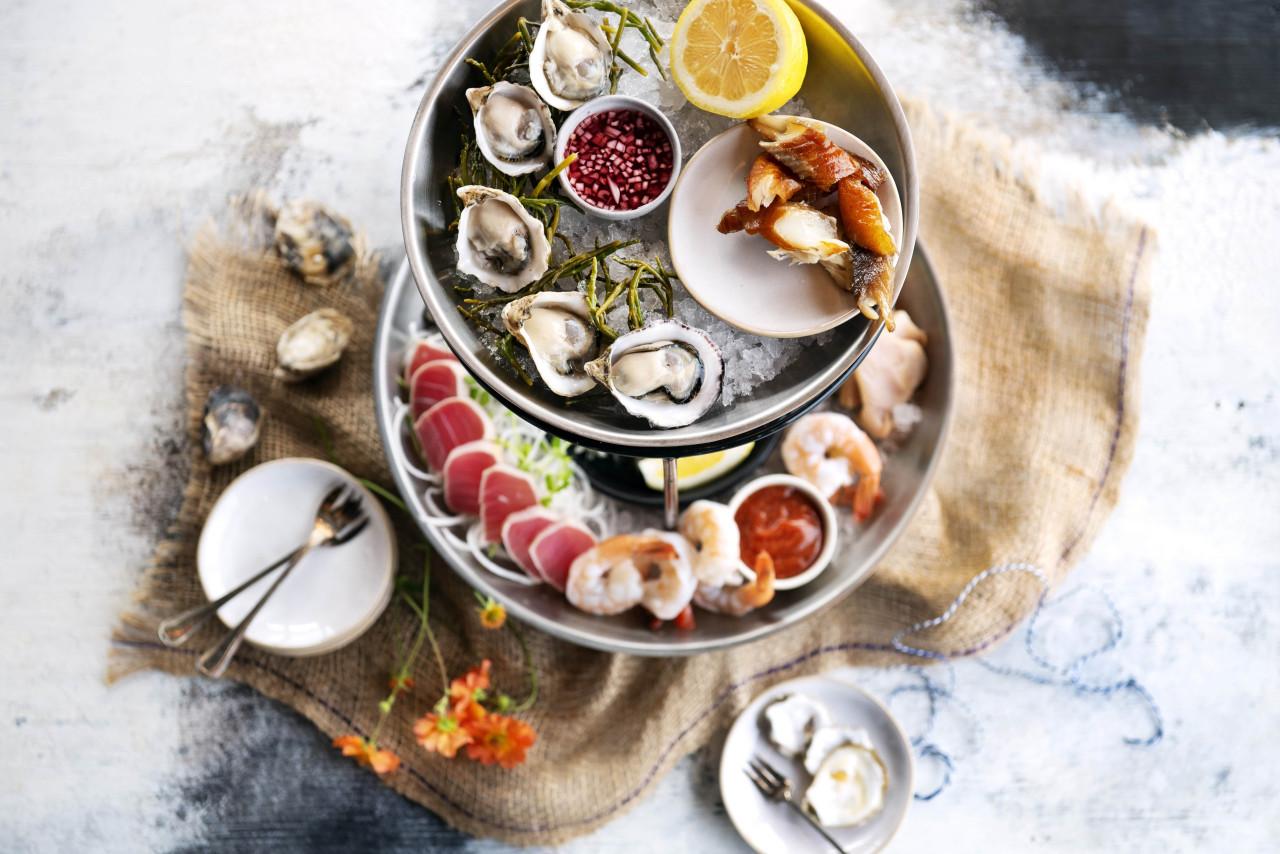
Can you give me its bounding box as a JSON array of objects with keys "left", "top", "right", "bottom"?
[
  {"left": 563, "top": 109, "right": 674, "bottom": 211},
  {"left": 734, "top": 484, "right": 825, "bottom": 580}
]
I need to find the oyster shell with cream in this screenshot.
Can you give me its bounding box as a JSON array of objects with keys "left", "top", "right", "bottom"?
[
  {"left": 455, "top": 185, "right": 551, "bottom": 293},
  {"left": 502, "top": 291, "right": 600, "bottom": 397},
  {"left": 585, "top": 320, "right": 723, "bottom": 428},
  {"left": 466, "top": 82, "right": 556, "bottom": 176}
]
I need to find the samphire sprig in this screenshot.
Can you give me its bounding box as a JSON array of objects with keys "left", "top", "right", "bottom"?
[{"left": 566, "top": 0, "right": 667, "bottom": 83}]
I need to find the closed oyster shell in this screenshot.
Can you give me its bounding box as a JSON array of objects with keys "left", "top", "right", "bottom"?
[
  {"left": 274, "top": 308, "right": 353, "bottom": 381},
  {"left": 201, "top": 385, "right": 261, "bottom": 465},
  {"left": 274, "top": 201, "right": 356, "bottom": 286}
]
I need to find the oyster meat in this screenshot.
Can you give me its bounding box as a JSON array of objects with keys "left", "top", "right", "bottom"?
[
  {"left": 274, "top": 308, "right": 353, "bottom": 382},
  {"left": 455, "top": 186, "right": 551, "bottom": 292},
  {"left": 585, "top": 320, "right": 723, "bottom": 428},
  {"left": 201, "top": 384, "right": 261, "bottom": 465},
  {"left": 467, "top": 82, "right": 556, "bottom": 176},
  {"left": 502, "top": 291, "right": 599, "bottom": 397},
  {"left": 529, "top": 0, "right": 612, "bottom": 111},
  {"left": 274, "top": 200, "right": 356, "bottom": 286}
]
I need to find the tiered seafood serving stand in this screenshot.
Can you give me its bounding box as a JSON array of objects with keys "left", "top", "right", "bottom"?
[{"left": 375, "top": 0, "right": 952, "bottom": 655}]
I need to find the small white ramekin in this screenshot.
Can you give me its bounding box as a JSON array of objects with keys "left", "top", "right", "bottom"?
[
  {"left": 727, "top": 473, "right": 839, "bottom": 591},
  {"left": 553, "top": 94, "right": 682, "bottom": 221}
]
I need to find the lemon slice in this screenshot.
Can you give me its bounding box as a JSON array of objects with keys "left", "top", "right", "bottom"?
[
  {"left": 637, "top": 443, "right": 756, "bottom": 491},
  {"left": 670, "top": 0, "right": 808, "bottom": 119}
]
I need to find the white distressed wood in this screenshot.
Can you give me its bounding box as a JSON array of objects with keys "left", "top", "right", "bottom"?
[{"left": 1, "top": 0, "right": 1277, "bottom": 850}]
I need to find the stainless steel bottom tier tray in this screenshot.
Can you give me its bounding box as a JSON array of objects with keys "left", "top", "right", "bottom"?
[{"left": 373, "top": 245, "right": 954, "bottom": 656}]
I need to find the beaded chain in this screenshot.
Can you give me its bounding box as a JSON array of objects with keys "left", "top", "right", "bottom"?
[{"left": 878, "top": 562, "right": 1164, "bottom": 801}]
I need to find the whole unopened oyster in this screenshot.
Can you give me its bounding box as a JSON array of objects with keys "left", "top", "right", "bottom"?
[
  {"left": 274, "top": 201, "right": 356, "bottom": 286},
  {"left": 274, "top": 308, "right": 354, "bottom": 381},
  {"left": 202, "top": 385, "right": 261, "bottom": 465}
]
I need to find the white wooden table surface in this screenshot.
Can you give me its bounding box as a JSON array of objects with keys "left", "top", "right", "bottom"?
[{"left": 2, "top": 0, "right": 1277, "bottom": 851}]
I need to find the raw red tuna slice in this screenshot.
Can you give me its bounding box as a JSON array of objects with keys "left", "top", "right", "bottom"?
[
  {"left": 414, "top": 397, "right": 494, "bottom": 472},
  {"left": 500, "top": 506, "right": 560, "bottom": 579},
  {"left": 410, "top": 359, "right": 470, "bottom": 419},
  {"left": 442, "top": 440, "right": 504, "bottom": 516},
  {"left": 403, "top": 333, "right": 458, "bottom": 379},
  {"left": 479, "top": 465, "right": 539, "bottom": 544},
  {"left": 529, "top": 521, "right": 598, "bottom": 592}
]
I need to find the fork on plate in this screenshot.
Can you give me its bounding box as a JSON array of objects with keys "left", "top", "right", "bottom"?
[{"left": 745, "top": 755, "right": 846, "bottom": 852}]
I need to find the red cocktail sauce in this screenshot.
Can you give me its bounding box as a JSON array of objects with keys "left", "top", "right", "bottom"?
[{"left": 734, "top": 485, "right": 825, "bottom": 580}]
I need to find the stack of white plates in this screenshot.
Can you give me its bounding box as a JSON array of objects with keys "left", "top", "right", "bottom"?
[{"left": 197, "top": 458, "right": 397, "bottom": 657}]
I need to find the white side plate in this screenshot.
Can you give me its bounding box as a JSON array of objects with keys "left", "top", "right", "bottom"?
[
  {"left": 720, "top": 673, "right": 914, "bottom": 854},
  {"left": 197, "top": 458, "right": 396, "bottom": 656},
  {"left": 668, "top": 118, "right": 902, "bottom": 338}
]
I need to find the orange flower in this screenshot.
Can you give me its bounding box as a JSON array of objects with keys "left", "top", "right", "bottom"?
[
  {"left": 449, "top": 659, "right": 491, "bottom": 709},
  {"left": 389, "top": 673, "right": 414, "bottom": 697},
  {"left": 465, "top": 713, "right": 536, "bottom": 768},
  {"left": 477, "top": 596, "right": 507, "bottom": 629},
  {"left": 413, "top": 712, "right": 473, "bottom": 758},
  {"left": 333, "top": 735, "right": 401, "bottom": 775}
]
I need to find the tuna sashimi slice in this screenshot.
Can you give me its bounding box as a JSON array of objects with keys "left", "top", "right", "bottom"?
[
  {"left": 529, "top": 521, "right": 598, "bottom": 592},
  {"left": 414, "top": 397, "right": 494, "bottom": 472},
  {"left": 479, "top": 465, "right": 539, "bottom": 545},
  {"left": 410, "top": 359, "right": 471, "bottom": 419},
  {"left": 442, "top": 440, "right": 504, "bottom": 516},
  {"left": 501, "top": 506, "right": 560, "bottom": 580},
  {"left": 403, "top": 333, "right": 458, "bottom": 379}
]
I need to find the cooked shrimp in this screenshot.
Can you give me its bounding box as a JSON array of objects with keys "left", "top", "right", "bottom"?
[
  {"left": 694, "top": 552, "right": 776, "bottom": 616},
  {"left": 782, "top": 412, "right": 883, "bottom": 522},
  {"left": 565, "top": 536, "right": 647, "bottom": 615},
  {"left": 636, "top": 530, "right": 697, "bottom": 621},
  {"left": 678, "top": 500, "right": 743, "bottom": 587}
]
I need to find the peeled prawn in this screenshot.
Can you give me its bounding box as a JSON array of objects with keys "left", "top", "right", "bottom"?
[
  {"left": 637, "top": 530, "right": 697, "bottom": 621},
  {"left": 782, "top": 412, "right": 883, "bottom": 523},
  {"left": 565, "top": 535, "right": 647, "bottom": 615},
  {"left": 694, "top": 552, "right": 776, "bottom": 616},
  {"left": 678, "top": 500, "right": 743, "bottom": 587}
]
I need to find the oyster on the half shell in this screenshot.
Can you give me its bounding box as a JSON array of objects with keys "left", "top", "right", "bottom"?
[
  {"left": 502, "top": 291, "right": 600, "bottom": 397},
  {"left": 466, "top": 82, "right": 556, "bottom": 176},
  {"left": 585, "top": 320, "right": 723, "bottom": 428},
  {"left": 455, "top": 186, "right": 551, "bottom": 292},
  {"left": 529, "top": 0, "right": 612, "bottom": 111}
]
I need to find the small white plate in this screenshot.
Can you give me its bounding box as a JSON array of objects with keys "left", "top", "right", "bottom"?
[
  {"left": 668, "top": 117, "right": 902, "bottom": 338},
  {"left": 720, "top": 674, "right": 914, "bottom": 854},
  {"left": 197, "top": 458, "right": 397, "bottom": 656}
]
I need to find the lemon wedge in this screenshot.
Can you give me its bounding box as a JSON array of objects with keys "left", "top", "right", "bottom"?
[
  {"left": 638, "top": 443, "right": 756, "bottom": 491},
  {"left": 670, "top": 0, "right": 808, "bottom": 119}
]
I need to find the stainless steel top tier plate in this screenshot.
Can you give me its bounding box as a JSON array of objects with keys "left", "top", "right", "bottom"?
[{"left": 400, "top": 0, "right": 919, "bottom": 457}]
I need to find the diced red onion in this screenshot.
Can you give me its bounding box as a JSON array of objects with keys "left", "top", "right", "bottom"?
[{"left": 563, "top": 109, "right": 675, "bottom": 212}]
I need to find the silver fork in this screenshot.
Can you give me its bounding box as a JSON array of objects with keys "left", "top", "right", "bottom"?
[
  {"left": 746, "top": 755, "right": 846, "bottom": 852},
  {"left": 189, "top": 483, "right": 369, "bottom": 678}
]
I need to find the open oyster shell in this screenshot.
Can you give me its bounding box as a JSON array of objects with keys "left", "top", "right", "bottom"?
[
  {"left": 529, "top": 0, "right": 612, "bottom": 111},
  {"left": 467, "top": 82, "right": 556, "bottom": 176},
  {"left": 585, "top": 320, "right": 723, "bottom": 428},
  {"left": 274, "top": 308, "right": 353, "bottom": 382},
  {"left": 502, "top": 291, "right": 600, "bottom": 397},
  {"left": 456, "top": 186, "right": 552, "bottom": 293}
]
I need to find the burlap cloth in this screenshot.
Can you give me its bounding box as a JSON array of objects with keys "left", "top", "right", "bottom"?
[{"left": 110, "top": 99, "right": 1153, "bottom": 845}]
